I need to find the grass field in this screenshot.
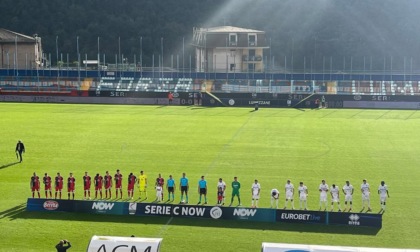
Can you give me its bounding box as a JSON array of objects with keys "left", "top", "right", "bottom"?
[{"left": 1, "top": 103, "right": 420, "bottom": 251}]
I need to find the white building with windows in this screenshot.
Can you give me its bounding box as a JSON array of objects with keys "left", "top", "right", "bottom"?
[{"left": 192, "top": 26, "right": 269, "bottom": 73}]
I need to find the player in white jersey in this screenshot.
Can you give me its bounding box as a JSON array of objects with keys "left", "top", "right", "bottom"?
[
  {"left": 318, "top": 180, "right": 329, "bottom": 211},
  {"left": 284, "top": 180, "right": 295, "bottom": 209},
  {"left": 342, "top": 181, "right": 354, "bottom": 212},
  {"left": 378, "top": 181, "right": 390, "bottom": 213},
  {"left": 155, "top": 185, "right": 163, "bottom": 202},
  {"left": 251, "top": 179, "right": 261, "bottom": 208},
  {"left": 298, "top": 182, "right": 308, "bottom": 210},
  {"left": 361, "top": 179, "right": 372, "bottom": 212},
  {"left": 270, "top": 188, "right": 280, "bottom": 208},
  {"left": 330, "top": 184, "right": 342, "bottom": 212},
  {"left": 217, "top": 178, "right": 227, "bottom": 205}
]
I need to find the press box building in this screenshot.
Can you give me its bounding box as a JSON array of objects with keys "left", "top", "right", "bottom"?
[{"left": 192, "top": 26, "right": 269, "bottom": 73}]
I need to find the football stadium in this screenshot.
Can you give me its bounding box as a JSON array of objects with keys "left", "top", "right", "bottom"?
[
  {"left": 2, "top": 100, "right": 420, "bottom": 251},
  {"left": 2, "top": 2, "right": 420, "bottom": 250}
]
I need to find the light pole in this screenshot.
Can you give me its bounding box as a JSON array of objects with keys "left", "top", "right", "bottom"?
[
  {"left": 56, "top": 36, "right": 59, "bottom": 68},
  {"left": 77, "top": 36, "right": 80, "bottom": 87},
  {"left": 140, "top": 36, "right": 143, "bottom": 78},
  {"left": 56, "top": 36, "right": 60, "bottom": 90}
]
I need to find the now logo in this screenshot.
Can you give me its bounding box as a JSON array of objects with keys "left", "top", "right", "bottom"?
[
  {"left": 92, "top": 202, "right": 115, "bottom": 210},
  {"left": 233, "top": 208, "right": 257, "bottom": 217}
]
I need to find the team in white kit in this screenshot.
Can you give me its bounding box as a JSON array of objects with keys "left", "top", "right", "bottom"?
[{"left": 263, "top": 179, "right": 389, "bottom": 212}]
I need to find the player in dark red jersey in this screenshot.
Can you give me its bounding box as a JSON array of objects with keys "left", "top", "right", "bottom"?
[
  {"left": 67, "top": 172, "right": 76, "bottom": 200},
  {"left": 94, "top": 173, "right": 103, "bottom": 199},
  {"left": 127, "top": 172, "right": 136, "bottom": 200},
  {"left": 104, "top": 171, "right": 112, "bottom": 199},
  {"left": 30, "top": 172, "right": 40, "bottom": 198},
  {"left": 114, "top": 169, "right": 123, "bottom": 199},
  {"left": 83, "top": 171, "right": 92, "bottom": 200},
  {"left": 55, "top": 172, "right": 64, "bottom": 199},
  {"left": 156, "top": 173, "right": 165, "bottom": 200},
  {"left": 43, "top": 172, "right": 52, "bottom": 198}
]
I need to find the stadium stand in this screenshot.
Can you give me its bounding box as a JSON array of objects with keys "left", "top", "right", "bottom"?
[{"left": 175, "top": 78, "right": 192, "bottom": 92}]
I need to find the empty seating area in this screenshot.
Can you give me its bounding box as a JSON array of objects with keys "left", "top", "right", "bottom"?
[
  {"left": 135, "top": 77, "right": 152, "bottom": 91},
  {"left": 347, "top": 81, "right": 415, "bottom": 95},
  {"left": 174, "top": 78, "right": 192, "bottom": 92},
  {"left": 2, "top": 75, "right": 420, "bottom": 96}
]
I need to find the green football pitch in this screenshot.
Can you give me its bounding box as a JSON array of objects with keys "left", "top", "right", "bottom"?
[{"left": 1, "top": 103, "right": 420, "bottom": 251}]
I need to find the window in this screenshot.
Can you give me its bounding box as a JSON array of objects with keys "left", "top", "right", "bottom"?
[
  {"left": 248, "top": 34, "right": 256, "bottom": 46},
  {"left": 229, "top": 33, "right": 237, "bottom": 46}
]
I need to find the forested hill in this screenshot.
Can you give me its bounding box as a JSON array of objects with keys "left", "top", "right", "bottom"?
[{"left": 2, "top": 0, "right": 420, "bottom": 71}]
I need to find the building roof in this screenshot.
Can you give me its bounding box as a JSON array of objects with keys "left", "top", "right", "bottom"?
[
  {"left": 0, "top": 28, "right": 37, "bottom": 43},
  {"left": 204, "top": 26, "right": 264, "bottom": 33}
]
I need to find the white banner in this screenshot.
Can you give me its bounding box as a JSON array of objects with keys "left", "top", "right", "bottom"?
[
  {"left": 261, "top": 243, "right": 420, "bottom": 252},
  {"left": 87, "top": 236, "right": 162, "bottom": 252}
]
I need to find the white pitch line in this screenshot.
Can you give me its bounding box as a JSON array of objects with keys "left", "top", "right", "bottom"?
[{"left": 156, "top": 217, "right": 174, "bottom": 237}]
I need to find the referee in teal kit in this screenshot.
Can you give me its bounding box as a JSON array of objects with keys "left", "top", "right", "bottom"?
[
  {"left": 166, "top": 175, "right": 176, "bottom": 202},
  {"left": 198, "top": 175, "right": 207, "bottom": 205},
  {"left": 179, "top": 172, "right": 189, "bottom": 204}
]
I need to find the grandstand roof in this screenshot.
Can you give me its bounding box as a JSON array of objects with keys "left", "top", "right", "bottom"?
[
  {"left": 0, "top": 28, "right": 37, "bottom": 43},
  {"left": 204, "top": 26, "right": 264, "bottom": 33}
]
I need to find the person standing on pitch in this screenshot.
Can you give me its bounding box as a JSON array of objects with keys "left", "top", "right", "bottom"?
[
  {"left": 104, "top": 171, "right": 113, "bottom": 199},
  {"left": 361, "top": 179, "right": 372, "bottom": 212},
  {"left": 156, "top": 173, "right": 165, "bottom": 200},
  {"left": 229, "top": 176, "right": 241, "bottom": 207},
  {"left": 196, "top": 91, "right": 202, "bottom": 105},
  {"left": 43, "top": 172, "right": 52, "bottom": 198},
  {"left": 94, "top": 173, "right": 103, "bottom": 199},
  {"left": 197, "top": 175, "right": 207, "bottom": 205},
  {"left": 114, "top": 169, "right": 123, "bottom": 199},
  {"left": 168, "top": 92, "right": 174, "bottom": 105},
  {"left": 179, "top": 172, "right": 189, "bottom": 204},
  {"left": 251, "top": 179, "right": 261, "bottom": 208},
  {"left": 284, "top": 179, "right": 295, "bottom": 209},
  {"left": 166, "top": 175, "right": 175, "bottom": 202},
  {"left": 217, "top": 187, "right": 224, "bottom": 205},
  {"left": 342, "top": 180, "right": 354, "bottom": 212},
  {"left": 378, "top": 181, "right": 390, "bottom": 213},
  {"left": 127, "top": 172, "right": 136, "bottom": 200},
  {"left": 55, "top": 172, "right": 64, "bottom": 199},
  {"left": 330, "top": 184, "right": 342, "bottom": 212},
  {"left": 270, "top": 188, "right": 280, "bottom": 208},
  {"left": 83, "top": 172, "right": 92, "bottom": 200},
  {"left": 138, "top": 170, "right": 147, "bottom": 200},
  {"left": 67, "top": 172, "right": 75, "bottom": 200},
  {"left": 15, "top": 140, "right": 25, "bottom": 162},
  {"left": 217, "top": 178, "right": 226, "bottom": 205},
  {"left": 30, "top": 172, "right": 41, "bottom": 198},
  {"left": 298, "top": 182, "right": 308, "bottom": 210},
  {"left": 155, "top": 182, "right": 163, "bottom": 202},
  {"left": 319, "top": 179, "right": 329, "bottom": 211}
]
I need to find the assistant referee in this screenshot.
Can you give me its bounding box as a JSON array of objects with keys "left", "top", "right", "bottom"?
[
  {"left": 198, "top": 175, "right": 207, "bottom": 205},
  {"left": 179, "top": 172, "right": 189, "bottom": 204}
]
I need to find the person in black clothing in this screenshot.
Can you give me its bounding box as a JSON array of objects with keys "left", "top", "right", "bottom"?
[
  {"left": 196, "top": 92, "right": 202, "bottom": 105},
  {"left": 56, "top": 240, "right": 71, "bottom": 252},
  {"left": 15, "top": 140, "right": 25, "bottom": 162}
]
